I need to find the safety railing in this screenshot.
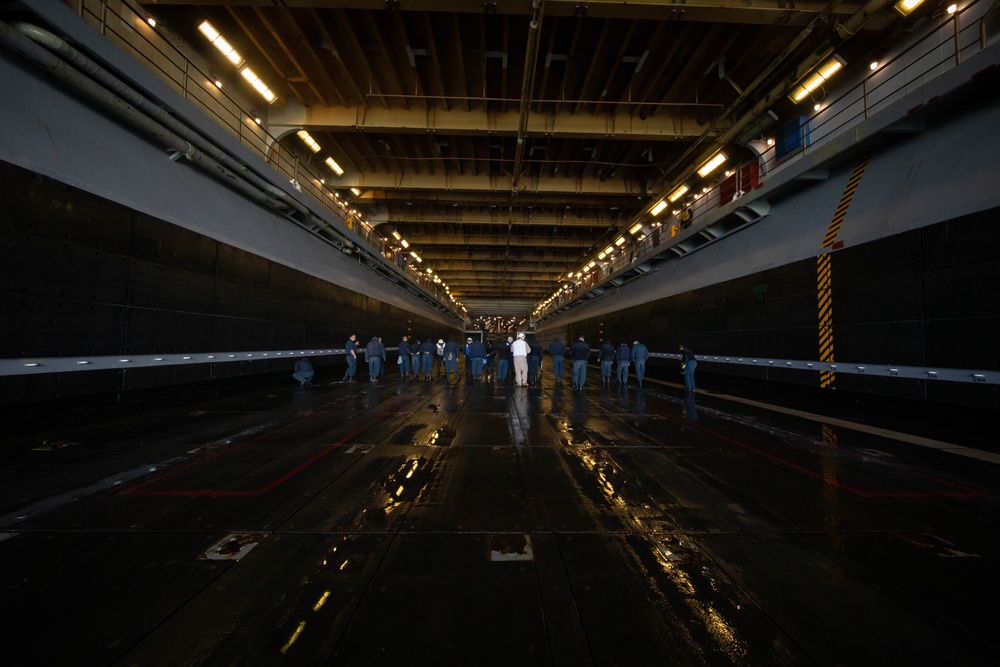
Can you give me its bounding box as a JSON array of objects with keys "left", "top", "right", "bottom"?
[
  {"left": 535, "top": 0, "right": 994, "bottom": 319},
  {"left": 4, "top": 347, "right": 994, "bottom": 385},
  {"left": 69, "top": 0, "right": 458, "bottom": 312}
]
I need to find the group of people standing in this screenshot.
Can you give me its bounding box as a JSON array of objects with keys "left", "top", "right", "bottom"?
[
  {"left": 339, "top": 333, "right": 390, "bottom": 383},
  {"left": 301, "top": 332, "right": 698, "bottom": 392},
  {"left": 592, "top": 339, "right": 651, "bottom": 387}
]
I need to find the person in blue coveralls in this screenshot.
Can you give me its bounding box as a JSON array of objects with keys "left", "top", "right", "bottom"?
[
  {"left": 398, "top": 335, "right": 412, "bottom": 378},
  {"left": 365, "top": 336, "right": 383, "bottom": 382},
  {"left": 293, "top": 357, "right": 314, "bottom": 386},
  {"left": 343, "top": 334, "right": 358, "bottom": 383},
  {"left": 469, "top": 337, "right": 487, "bottom": 380},
  {"left": 570, "top": 336, "right": 591, "bottom": 390},
  {"left": 599, "top": 340, "right": 615, "bottom": 384},
  {"left": 616, "top": 341, "right": 631, "bottom": 384},
  {"left": 444, "top": 337, "right": 460, "bottom": 381},
  {"left": 420, "top": 337, "right": 436, "bottom": 380},
  {"left": 548, "top": 338, "right": 566, "bottom": 383},
  {"left": 679, "top": 344, "right": 697, "bottom": 391},
  {"left": 631, "top": 339, "right": 649, "bottom": 386}
]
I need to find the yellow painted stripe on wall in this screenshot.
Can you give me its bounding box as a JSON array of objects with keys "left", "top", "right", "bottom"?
[{"left": 817, "top": 157, "right": 871, "bottom": 390}]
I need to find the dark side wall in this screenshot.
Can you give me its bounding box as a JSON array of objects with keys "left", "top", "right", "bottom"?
[
  {"left": 556, "top": 206, "right": 1000, "bottom": 410},
  {"left": 0, "top": 160, "right": 461, "bottom": 406}
]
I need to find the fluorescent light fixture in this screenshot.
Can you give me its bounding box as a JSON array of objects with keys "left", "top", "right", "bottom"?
[
  {"left": 199, "top": 21, "right": 244, "bottom": 67},
  {"left": 789, "top": 55, "right": 845, "bottom": 103},
  {"left": 614, "top": 236, "right": 625, "bottom": 246},
  {"left": 324, "top": 157, "right": 345, "bottom": 176},
  {"left": 587, "top": 261, "right": 596, "bottom": 269},
  {"left": 604, "top": 245, "right": 614, "bottom": 255},
  {"left": 350, "top": 188, "right": 361, "bottom": 196},
  {"left": 392, "top": 231, "right": 401, "bottom": 240},
  {"left": 894, "top": 0, "right": 924, "bottom": 15},
  {"left": 401, "top": 240, "right": 409, "bottom": 248},
  {"left": 598, "top": 251, "right": 607, "bottom": 260},
  {"left": 240, "top": 67, "right": 277, "bottom": 103},
  {"left": 696, "top": 151, "right": 727, "bottom": 178},
  {"left": 629, "top": 222, "right": 645, "bottom": 235},
  {"left": 650, "top": 200, "right": 668, "bottom": 216},
  {"left": 296, "top": 130, "right": 321, "bottom": 153},
  {"left": 668, "top": 184, "right": 689, "bottom": 202}
]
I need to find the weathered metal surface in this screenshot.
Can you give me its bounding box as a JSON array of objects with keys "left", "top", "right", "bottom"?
[{"left": 0, "top": 370, "right": 998, "bottom": 665}]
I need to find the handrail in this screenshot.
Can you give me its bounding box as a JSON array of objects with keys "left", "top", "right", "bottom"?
[
  {"left": 534, "top": 0, "right": 992, "bottom": 320},
  {"left": 3, "top": 347, "right": 993, "bottom": 385},
  {"left": 65, "top": 0, "right": 460, "bottom": 314}
]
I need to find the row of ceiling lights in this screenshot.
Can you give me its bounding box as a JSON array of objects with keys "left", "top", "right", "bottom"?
[
  {"left": 197, "top": 21, "right": 277, "bottom": 104},
  {"left": 471, "top": 316, "right": 528, "bottom": 332},
  {"left": 534, "top": 0, "right": 954, "bottom": 319},
  {"left": 194, "top": 21, "right": 466, "bottom": 315},
  {"left": 181, "top": 3, "right": 951, "bottom": 323},
  {"left": 386, "top": 230, "right": 466, "bottom": 313}
]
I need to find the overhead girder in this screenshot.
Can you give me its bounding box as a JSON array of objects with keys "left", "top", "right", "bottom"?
[
  {"left": 344, "top": 172, "right": 645, "bottom": 196},
  {"left": 460, "top": 300, "right": 537, "bottom": 312},
  {"left": 444, "top": 275, "right": 563, "bottom": 285},
  {"left": 406, "top": 233, "right": 591, "bottom": 247},
  {"left": 269, "top": 105, "right": 725, "bottom": 141},
  {"left": 425, "top": 261, "right": 571, "bottom": 273},
  {"left": 154, "top": 1, "right": 862, "bottom": 26},
  {"left": 418, "top": 248, "right": 582, "bottom": 261},
  {"left": 359, "top": 190, "right": 641, "bottom": 208},
  {"left": 439, "top": 273, "right": 571, "bottom": 283},
  {"left": 454, "top": 288, "right": 552, "bottom": 297},
  {"left": 377, "top": 208, "right": 620, "bottom": 228}
]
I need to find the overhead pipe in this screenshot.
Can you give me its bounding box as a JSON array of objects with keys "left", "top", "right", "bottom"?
[
  {"left": 510, "top": 0, "right": 545, "bottom": 196},
  {"left": 653, "top": 1, "right": 848, "bottom": 193},
  {"left": 0, "top": 20, "right": 289, "bottom": 211},
  {"left": 536, "top": 0, "right": 898, "bottom": 317},
  {"left": 663, "top": 0, "right": 898, "bottom": 187},
  {"left": 6, "top": 22, "right": 358, "bottom": 249},
  {"left": 502, "top": 1, "right": 545, "bottom": 302},
  {"left": 0, "top": 21, "right": 464, "bottom": 322}
]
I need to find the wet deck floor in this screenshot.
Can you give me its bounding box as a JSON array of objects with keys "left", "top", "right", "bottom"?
[{"left": 1, "top": 370, "right": 998, "bottom": 666}]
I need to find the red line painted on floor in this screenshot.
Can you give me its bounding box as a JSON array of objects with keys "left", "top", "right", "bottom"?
[
  {"left": 121, "top": 407, "right": 390, "bottom": 497},
  {"left": 675, "top": 415, "right": 989, "bottom": 499}
]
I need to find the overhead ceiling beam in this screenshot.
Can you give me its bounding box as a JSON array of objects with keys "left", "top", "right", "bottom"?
[
  {"left": 406, "top": 233, "right": 591, "bottom": 247},
  {"left": 270, "top": 104, "right": 723, "bottom": 140},
  {"left": 383, "top": 209, "right": 618, "bottom": 227},
  {"left": 424, "top": 261, "right": 571, "bottom": 273},
  {"left": 155, "top": 1, "right": 862, "bottom": 26},
  {"left": 447, "top": 280, "right": 558, "bottom": 289},
  {"left": 344, "top": 172, "right": 646, "bottom": 195},
  {"left": 361, "top": 190, "right": 638, "bottom": 208},
  {"left": 443, "top": 272, "right": 564, "bottom": 281},
  {"left": 418, "top": 248, "right": 581, "bottom": 261}
]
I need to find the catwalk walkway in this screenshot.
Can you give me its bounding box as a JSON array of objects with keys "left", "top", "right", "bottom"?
[{"left": 1, "top": 368, "right": 998, "bottom": 666}]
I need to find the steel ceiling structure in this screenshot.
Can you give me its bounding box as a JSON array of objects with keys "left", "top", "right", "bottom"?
[{"left": 140, "top": 0, "right": 907, "bottom": 318}]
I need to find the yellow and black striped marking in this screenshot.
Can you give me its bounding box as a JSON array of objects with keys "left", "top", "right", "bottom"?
[
  {"left": 817, "top": 157, "right": 871, "bottom": 389},
  {"left": 822, "top": 156, "right": 870, "bottom": 248}
]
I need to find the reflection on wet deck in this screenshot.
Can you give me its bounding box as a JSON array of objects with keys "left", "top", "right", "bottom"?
[{"left": 1, "top": 373, "right": 998, "bottom": 665}]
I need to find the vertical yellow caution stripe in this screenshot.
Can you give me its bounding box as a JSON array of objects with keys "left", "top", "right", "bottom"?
[
  {"left": 817, "top": 157, "right": 870, "bottom": 389},
  {"left": 817, "top": 253, "right": 836, "bottom": 388}
]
